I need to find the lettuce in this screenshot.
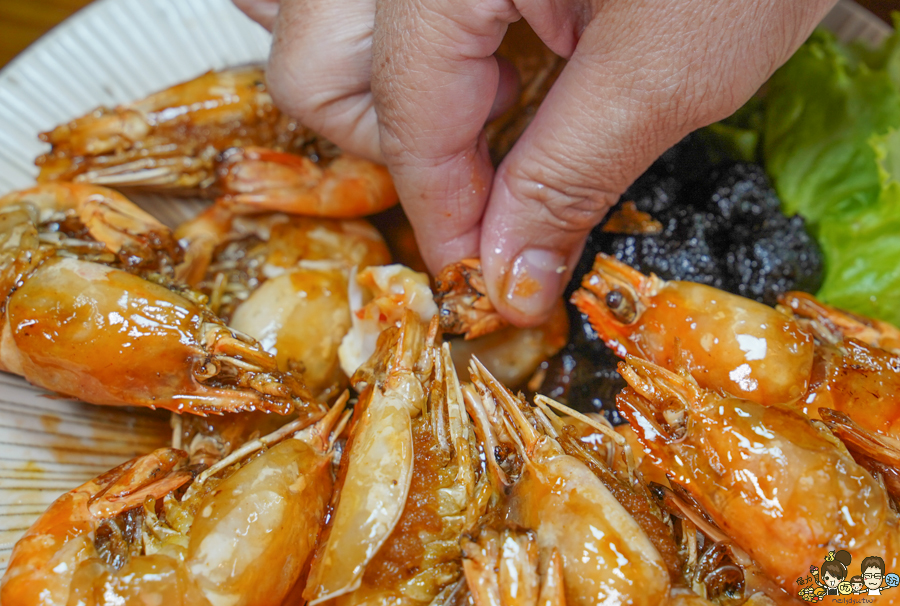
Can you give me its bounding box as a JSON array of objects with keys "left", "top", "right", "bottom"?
[
  {"left": 760, "top": 23, "right": 900, "bottom": 325},
  {"left": 816, "top": 129, "right": 900, "bottom": 320}
]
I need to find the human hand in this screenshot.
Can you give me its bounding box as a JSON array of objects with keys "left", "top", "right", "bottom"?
[{"left": 236, "top": 0, "right": 837, "bottom": 326}]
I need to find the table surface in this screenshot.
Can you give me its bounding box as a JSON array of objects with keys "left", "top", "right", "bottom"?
[{"left": 0, "top": 0, "right": 898, "bottom": 68}]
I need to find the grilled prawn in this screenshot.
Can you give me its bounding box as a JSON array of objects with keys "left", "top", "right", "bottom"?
[
  {"left": 468, "top": 359, "right": 672, "bottom": 606},
  {"left": 305, "top": 314, "right": 490, "bottom": 605},
  {"left": 175, "top": 204, "right": 391, "bottom": 396},
  {"left": 572, "top": 253, "right": 814, "bottom": 406}
]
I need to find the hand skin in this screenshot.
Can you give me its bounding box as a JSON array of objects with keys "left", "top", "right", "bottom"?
[{"left": 236, "top": 0, "right": 838, "bottom": 326}]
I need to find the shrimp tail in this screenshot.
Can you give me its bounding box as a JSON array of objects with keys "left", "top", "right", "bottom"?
[
  {"left": 819, "top": 407, "right": 900, "bottom": 503},
  {"left": 217, "top": 147, "right": 398, "bottom": 218},
  {"left": 780, "top": 291, "right": 900, "bottom": 354}
]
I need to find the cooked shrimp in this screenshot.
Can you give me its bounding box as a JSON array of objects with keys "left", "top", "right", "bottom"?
[
  {"left": 216, "top": 146, "right": 398, "bottom": 218},
  {"left": 434, "top": 258, "right": 508, "bottom": 340},
  {"left": 305, "top": 314, "right": 490, "bottom": 605},
  {"left": 573, "top": 256, "right": 900, "bottom": 455},
  {"left": 0, "top": 184, "right": 316, "bottom": 414},
  {"left": 766, "top": 291, "right": 900, "bottom": 450},
  {"left": 818, "top": 408, "right": 900, "bottom": 505},
  {"left": 337, "top": 264, "right": 439, "bottom": 377},
  {"left": 616, "top": 356, "right": 900, "bottom": 594},
  {"left": 0, "top": 182, "right": 181, "bottom": 277},
  {"left": 36, "top": 66, "right": 330, "bottom": 193},
  {"left": 2, "top": 403, "right": 346, "bottom": 606},
  {"left": 572, "top": 253, "right": 814, "bottom": 405},
  {"left": 176, "top": 206, "right": 391, "bottom": 396},
  {"left": 1, "top": 256, "right": 318, "bottom": 414},
  {"left": 174, "top": 204, "right": 390, "bottom": 293},
  {"left": 0, "top": 448, "right": 193, "bottom": 606},
  {"left": 469, "top": 359, "right": 672, "bottom": 606},
  {"left": 780, "top": 291, "right": 900, "bottom": 354},
  {"left": 339, "top": 259, "right": 567, "bottom": 388},
  {"left": 461, "top": 526, "right": 566, "bottom": 606}
]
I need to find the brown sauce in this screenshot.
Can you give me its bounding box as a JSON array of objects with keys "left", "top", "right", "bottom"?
[{"left": 363, "top": 417, "right": 444, "bottom": 588}]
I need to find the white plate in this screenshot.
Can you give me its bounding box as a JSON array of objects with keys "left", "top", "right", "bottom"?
[
  {"left": 0, "top": 0, "right": 273, "bottom": 572},
  {"left": 0, "top": 0, "right": 890, "bottom": 575}
]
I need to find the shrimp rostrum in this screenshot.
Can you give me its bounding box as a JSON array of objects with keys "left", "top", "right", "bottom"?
[
  {"left": 0, "top": 183, "right": 316, "bottom": 414},
  {"left": 0, "top": 402, "right": 347, "bottom": 606}
]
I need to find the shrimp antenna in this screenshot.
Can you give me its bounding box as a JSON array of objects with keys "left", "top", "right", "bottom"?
[
  {"left": 534, "top": 395, "right": 625, "bottom": 447},
  {"left": 184, "top": 408, "right": 326, "bottom": 499},
  {"left": 471, "top": 356, "right": 539, "bottom": 448},
  {"left": 462, "top": 382, "right": 510, "bottom": 487},
  {"left": 328, "top": 410, "right": 353, "bottom": 452},
  {"left": 170, "top": 412, "right": 183, "bottom": 450}
]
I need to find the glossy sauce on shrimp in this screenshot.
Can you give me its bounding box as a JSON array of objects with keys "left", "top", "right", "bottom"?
[
  {"left": 1, "top": 404, "right": 346, "bottom": 606},
  {"left": 572, "top": 254, "right": 813, "bottom": 405},
  {"left": 0, "top": 183, "right": 315, "bottom": 414},
  {"left": 305, "top": 315, "right": 490, "bottom": 605},
  {"left": 617, "top": 356, "right": 900, "bottom": 594}
]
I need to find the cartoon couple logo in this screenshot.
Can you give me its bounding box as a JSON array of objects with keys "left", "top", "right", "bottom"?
[{"left": 798, "top": 550, "right": 900, "bottom": 601}]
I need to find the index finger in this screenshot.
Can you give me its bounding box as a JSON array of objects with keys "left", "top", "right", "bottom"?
[{"left": 371, "top": 0, "right": 521, "bottom": 271}]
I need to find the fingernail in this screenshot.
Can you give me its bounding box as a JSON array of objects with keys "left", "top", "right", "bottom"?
[{"left": 502, "top": 248, "right": 567, "bottom": 319}]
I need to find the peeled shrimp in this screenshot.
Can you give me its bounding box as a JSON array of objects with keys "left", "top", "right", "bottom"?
[
  {"left": 572, "top": 253, "right": 814, "bottom": 405},
  {"left": 36, "top": 66, "right": 327, "bottom": 194},
  {"left": 1, "top": 403, "right": 346, "bottom": 606},
  {"left": 0, "top": 183, "right": 315, "bottom": 414},
  {"left": 305, "top": 314, "right": 489, "bottom": 605},
  {"left": 616, "top": 356, "right": 900, "bottom": 594}
]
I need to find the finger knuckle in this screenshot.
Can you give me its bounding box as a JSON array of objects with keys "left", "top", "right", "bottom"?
[{"left": 506, "top": 160, "right": 618, "bottom": 235}]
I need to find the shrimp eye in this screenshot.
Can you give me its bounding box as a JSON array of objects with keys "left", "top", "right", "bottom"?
[{"left": 605, "top": 289, "right": 636, "bottom": 324}]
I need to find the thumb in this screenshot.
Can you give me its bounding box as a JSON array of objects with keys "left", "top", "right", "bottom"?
[{"left": 481, "top": 0, "right": 836, "bottom": 326}]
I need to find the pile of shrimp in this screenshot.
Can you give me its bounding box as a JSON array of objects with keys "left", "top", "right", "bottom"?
[{"left": 6, "top": 64, "right": 900, "bottom": 606}]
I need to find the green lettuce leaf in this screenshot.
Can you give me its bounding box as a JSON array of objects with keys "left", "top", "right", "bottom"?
[
  {"left": 816, "top": 129, "right": 900, "bottom": 322},
  {"left": 763, "top": 29, "right": 900, "bottom": 224},
  {"left": 760, "top": 25, "right": 900, "bottom": 325}
]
